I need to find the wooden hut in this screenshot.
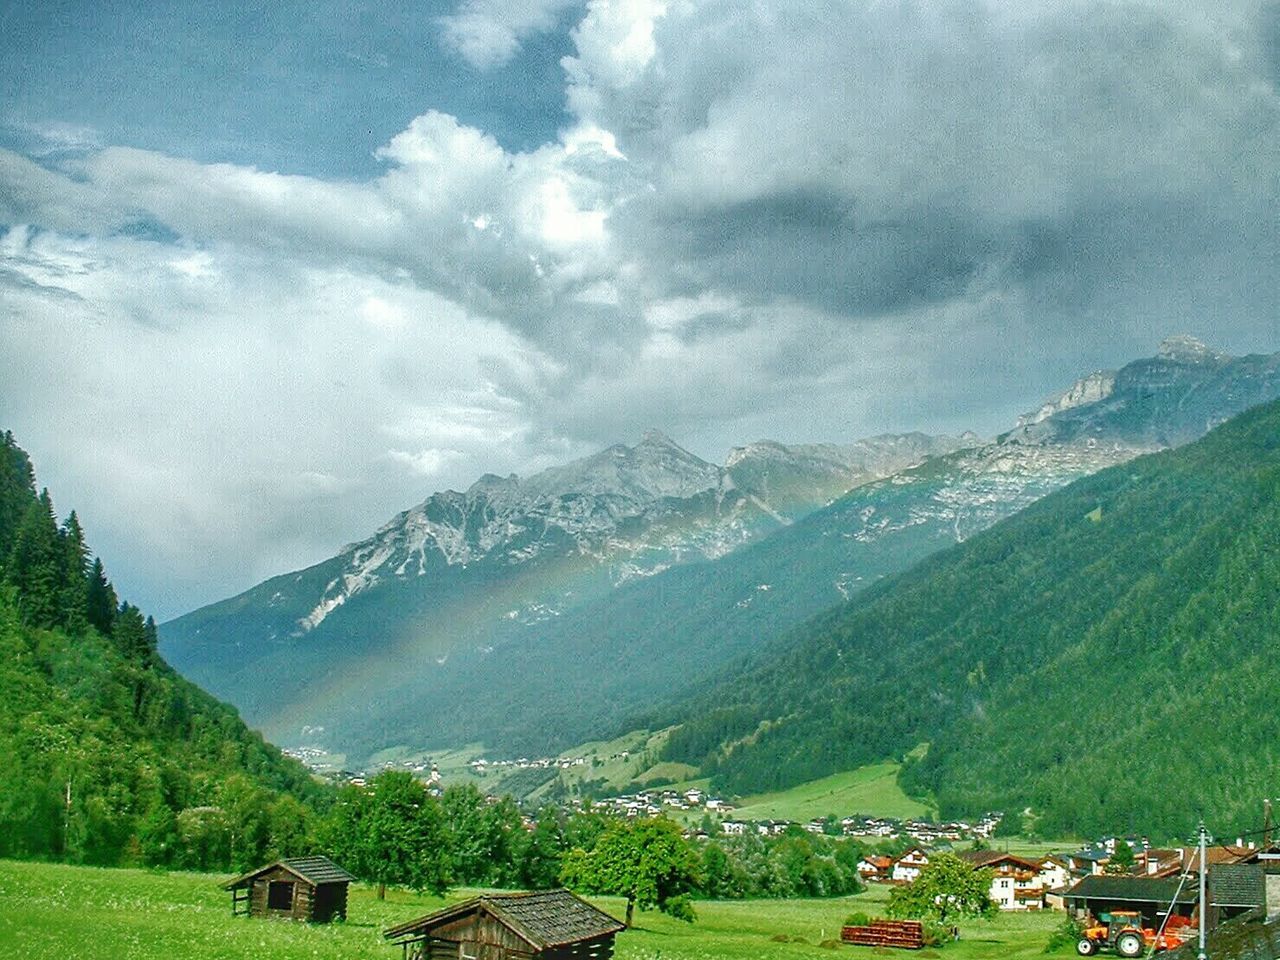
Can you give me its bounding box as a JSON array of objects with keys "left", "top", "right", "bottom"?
[
  {"left": 222, "top": 855, "right": 354, "bottom": 922},
  {"left": 384, "top": 888, "right": 625, "bottom": 960}
]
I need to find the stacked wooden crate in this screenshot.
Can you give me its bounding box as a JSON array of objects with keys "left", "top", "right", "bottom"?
[{"left": 840, "top": 919, "right": 924, "bottom": 949}]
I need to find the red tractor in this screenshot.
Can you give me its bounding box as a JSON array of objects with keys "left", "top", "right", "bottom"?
[{"left": 1076, "top": 911, "right": 1193, "bottom": 956}]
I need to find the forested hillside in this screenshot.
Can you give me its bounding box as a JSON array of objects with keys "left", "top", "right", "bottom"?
[
  {"left": 659, "top": 400, "right": 1280, "bottom": 839},
  {"left": 0, "top": 431, "right": 325, "bottom": 869}
]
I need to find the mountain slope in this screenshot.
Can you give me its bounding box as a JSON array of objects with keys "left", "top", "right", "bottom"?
[
  {"left": 161, "top": 431, "right": 962, "bottom": 745},
  {"left": 659, "top": 399, "right": 1280, "bottom": 838},
  {"left": 163, "top": 338, "right": 1280, "bottom": 764},
  {"left": 0, "top": 431, "right": 323, "bottom": 868},
  {"left": 348, "top": 338, "right": 1280, "bottom": 760}
]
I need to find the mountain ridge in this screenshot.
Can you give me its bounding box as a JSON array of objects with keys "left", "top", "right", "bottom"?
[
  {"left": 161, "top": 337, "right": 1280, "bottom": 763},
  {"left": 656, "top": 396, "right": 1280, "bottom": 837}
]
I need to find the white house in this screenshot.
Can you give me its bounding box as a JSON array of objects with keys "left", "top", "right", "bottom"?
[
  {"left": 1037, "top": 855, "right": 1072, "bottom": 894},
  {"left": 958, "top": 851, "right": 1045, "bottom": 910},
  {"left": 892, "top": 846, "right": 931, "bottom": 883},
  {"left": 857, "top": 855, "right": 894, "bottom": 882}
]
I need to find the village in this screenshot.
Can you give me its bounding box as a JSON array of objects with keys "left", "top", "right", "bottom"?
[
  {"left": 280, "top": 743, "right": 1280, "bottom": 952},
  {"left": 214, "top": 827, "right": 1280, "bottom": 959}
]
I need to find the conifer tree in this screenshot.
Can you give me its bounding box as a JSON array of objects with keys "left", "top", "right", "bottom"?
[
  {"left": 0, "top": 431, "right": 37, "bottom": 554},
  {"left": 58, "top": 511, "right": 90, "bottom": 632},
  {"left": 7, "top": 490, "right": 62, "bottom": 627},
  {"left": 112, "top": 603, "right": 148, "bottom": 662},
  {"left": 85, "top": 557, "right": 117, "bottom": 635}
]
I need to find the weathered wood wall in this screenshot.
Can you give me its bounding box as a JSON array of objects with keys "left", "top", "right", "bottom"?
[
  {"left": 247, "top": 865, "right": 314, "bottom": 921},
  {"left": 311, "top": 882, "right": 348, "bottom": 923}
]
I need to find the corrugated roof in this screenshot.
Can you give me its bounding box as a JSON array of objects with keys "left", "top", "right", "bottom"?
[
  {"left": 222, "top": 855, "right": 355, "bottom": 890},
  {"left": 386, "top": 889, "right": 625, "bottom": 949},
  {"left": 1063, "top": 874, "right": 1198, "bottom": 905},
  {"left": 1210, "top": 863, "right": 1267, "bottom": 908}
]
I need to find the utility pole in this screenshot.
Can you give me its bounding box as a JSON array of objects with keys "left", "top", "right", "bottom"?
[
  {"left": 1265, "top": 799, "right": 1273, "bottom": 849},
  {"left": 1198, "top": 820, "right": 1208, "bottom": 960}
]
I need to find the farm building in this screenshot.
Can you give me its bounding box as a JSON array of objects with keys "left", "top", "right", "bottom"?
[
  {"left": 222, "top": 855, "right": 354, "bottom": 923},
  {"left": 1063, "top": 874, "right": 1197, "bottom": 928},
  {"left": 385, "top": 888, "right": 625, "bottom": 960},
  {"left": 1208, "top": 863, "right": 1269, "bottom": 928}
]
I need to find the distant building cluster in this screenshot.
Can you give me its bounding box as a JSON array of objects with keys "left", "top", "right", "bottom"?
[
  {"left": 468, "top": 755, "right": 591, "bottom": 773},
  {"left": 570, "top": 787, "right": 735, "bottom": 819}
]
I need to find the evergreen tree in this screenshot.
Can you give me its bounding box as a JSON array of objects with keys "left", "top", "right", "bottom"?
[
  {"left": 58, "top": 511, "right": 89, "bottom": 632},
  {"left": 112, "top": 603, "right": 149, "bottom": 663},
  {"left": 0, "top": 431, "right": 37, "bottom": 553},
  {"left": 6, "top": 490, "right": 62, "bottom": 628},
  {"left": 85, "top": 558, "right": 117, "bottom": 635}
]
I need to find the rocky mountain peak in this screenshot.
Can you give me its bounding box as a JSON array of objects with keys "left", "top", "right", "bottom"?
[
  {"left": 1157, "top": 334, "right": 1225, "bottom": 363},
  {"left": 1015, "top": 369, "right": 1117, "bottom": 428},
  {"left": 638, "top": 428, "right": 680, "bottom": 448}
]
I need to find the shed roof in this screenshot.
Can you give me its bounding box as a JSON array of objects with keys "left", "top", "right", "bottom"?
[
  {"left": 222, "top": 855, "right": 355, "bottom": 890},
  {"left": 1210, "top": 863, "right": 1267, "bottom": 908},
  {"left": 1063, "top": 874, "right": 1198, "bottom": 905},
  {"left": 385, "top": 889, "right": 625, "bottom": 949}
]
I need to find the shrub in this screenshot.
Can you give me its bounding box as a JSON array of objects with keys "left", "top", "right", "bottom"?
[{"left": 1045, "top": 916, "right": 1084, "bottom": 953}]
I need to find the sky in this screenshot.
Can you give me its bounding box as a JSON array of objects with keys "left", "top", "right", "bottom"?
[{"left": 2, "top": 0, "right": 1278, "bottom": 620}]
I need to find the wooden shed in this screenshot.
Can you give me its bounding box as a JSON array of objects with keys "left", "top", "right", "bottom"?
[
  {"left": 222, "top": 855, "right": 354, "bottom": 923},
  {"left": 384, "top": 888, "right": 625, "bottom": 960}
]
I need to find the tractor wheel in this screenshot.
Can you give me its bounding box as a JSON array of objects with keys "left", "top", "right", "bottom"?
[
  {"left": 1076, "top": 937, "right": 1099, "bottom": 956},
  {"left": 1116, "top": 932, "right": 1145, "bottom": 958}
]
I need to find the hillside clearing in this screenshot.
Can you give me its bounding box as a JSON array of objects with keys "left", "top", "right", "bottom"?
[{"left": 730, "top": 763, "right": 933, "bottom": 822}]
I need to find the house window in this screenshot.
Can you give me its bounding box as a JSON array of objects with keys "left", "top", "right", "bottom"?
[
  {"left": 267, "top": 881, "right": 294, "bottom": 910},
  {"left": 459, "top": 944, "right": 478, "bottom": 960}
]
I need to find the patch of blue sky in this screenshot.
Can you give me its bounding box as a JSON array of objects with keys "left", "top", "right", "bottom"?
[{"left": 0, "top": 0, "right": 576, "bottom": 178}]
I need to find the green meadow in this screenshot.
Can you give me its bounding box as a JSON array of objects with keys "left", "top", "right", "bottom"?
[
  {"left": 729, "top": 763, "right": 934, "bottom": 823},
  {"left": 0, "top": 860, "right": 1073, "bottom": 960}
]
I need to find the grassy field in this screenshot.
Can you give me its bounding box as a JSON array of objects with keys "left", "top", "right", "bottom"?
[
  {"left": 0, "top": 859, "right": 1073, "bottom": 960},
  {"left": 729, "top": 764, "right": 934, "bottom": 823}
]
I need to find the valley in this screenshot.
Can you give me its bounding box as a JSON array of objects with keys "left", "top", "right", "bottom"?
[{"left": 162, "top": 339, "right": 1280, "bottom": 770}]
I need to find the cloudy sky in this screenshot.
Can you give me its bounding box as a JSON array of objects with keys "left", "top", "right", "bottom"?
[{"left": 2, "top": 0, "right": 1278, "bottom": 620}]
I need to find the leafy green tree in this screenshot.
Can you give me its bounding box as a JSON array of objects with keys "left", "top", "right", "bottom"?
[
  {"left": 324, "top": 771, "right": 450, "bottom": 899},
  {"left": 138, "top": 804, "right": 181, "bottom": 866},
  {"left": 520, "top": 806, "right": 569, "bottom": 889},
  {"left": 887, "top": 852, "right": 997, "bottom": 925},
  {"left": 560, "top": 817, "right": 699, "bottom": 927},
  {"left": 442, "top": 783, "right": 524, "bottom": 886}
]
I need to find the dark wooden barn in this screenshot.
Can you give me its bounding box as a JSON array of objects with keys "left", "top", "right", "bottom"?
[
  {"left": 1064, "top": 874, "right": 1198, "bottom": 928},
  {"left": 223, "top": 855, "right": 355, "bottom": 923},
  {"left": 384, "top": 888, "right": 625, "bottom": 960}
]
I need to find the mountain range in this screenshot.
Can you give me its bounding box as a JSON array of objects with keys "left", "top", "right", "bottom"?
[
  {"left": 660, "top": 394, "right": 1280, "bottom": 838},
  {"left": 160, "top": 336, "right": 1280, "bottom": 763}
]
